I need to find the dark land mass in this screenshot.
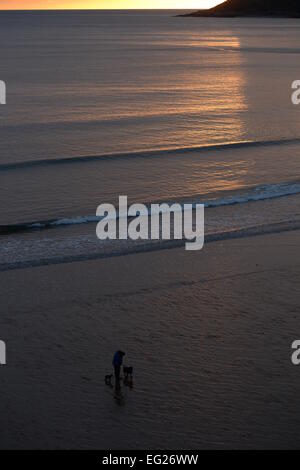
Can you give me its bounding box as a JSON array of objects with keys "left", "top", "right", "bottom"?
[{"left": 181, "top": 0, "right": 300, "bottom": 17}]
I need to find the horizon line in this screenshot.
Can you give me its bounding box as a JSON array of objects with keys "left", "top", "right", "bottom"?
[{"left": 0, "top": 8, "right": 201, "bottom": 11}]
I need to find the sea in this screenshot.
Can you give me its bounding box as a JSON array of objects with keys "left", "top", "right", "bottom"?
[{"left": 1, "top": 10, "right": 300, "bottom": 270}]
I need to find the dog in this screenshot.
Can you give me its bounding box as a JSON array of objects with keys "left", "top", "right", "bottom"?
[
  {"left": 123, "top": 366, "right": 133, "bottom": 378},
  {"left": 105, "top": 374, "right": 113, "bottom": 386}
]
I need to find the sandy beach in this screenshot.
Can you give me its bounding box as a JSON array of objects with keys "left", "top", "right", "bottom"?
[{"left": 0, "top": 228, "right": 299, "bottom": 449}]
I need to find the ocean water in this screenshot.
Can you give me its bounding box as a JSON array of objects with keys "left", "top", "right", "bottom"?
[{"left": 1, "top": 10, "right": 300, "bottom": 269}]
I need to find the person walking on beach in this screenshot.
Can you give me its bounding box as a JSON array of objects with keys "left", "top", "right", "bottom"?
[{"left": 112, "top": 350, "right": 125, "bottom": 386}]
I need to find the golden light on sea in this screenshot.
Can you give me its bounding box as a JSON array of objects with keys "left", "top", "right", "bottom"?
[{"left": 0, "top": 1, "right": 224, "bottom": 10}]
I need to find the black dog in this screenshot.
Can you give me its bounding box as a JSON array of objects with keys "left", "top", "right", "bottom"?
[{"left": 123, "top": 366, "right": 133, "bottom": 378}]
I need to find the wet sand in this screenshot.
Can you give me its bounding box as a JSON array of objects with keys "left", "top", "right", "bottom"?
[{"left": 0, "top": 229, "right": 300, "bottom": 449}]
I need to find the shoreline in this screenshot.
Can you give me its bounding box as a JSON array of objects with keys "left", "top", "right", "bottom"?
[
  {"left": 1, "top": 217, "right": 300, "bottom": 272},
  {"left": 179, "top": 13, "right": 300, "bottom": 18}
]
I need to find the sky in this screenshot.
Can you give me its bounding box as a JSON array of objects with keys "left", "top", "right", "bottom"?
[{"left": 0, "top": 0, "right": 224, "bottom": 9}]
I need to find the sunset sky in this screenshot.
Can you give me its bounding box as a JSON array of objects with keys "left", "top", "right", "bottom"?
[{"left": 0, "top": 0, "right": 223, "bottom": 9}]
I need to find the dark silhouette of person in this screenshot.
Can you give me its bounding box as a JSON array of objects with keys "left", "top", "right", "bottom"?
[{"left": 112, "top": 350, "right": 125, "bottom": 387}]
